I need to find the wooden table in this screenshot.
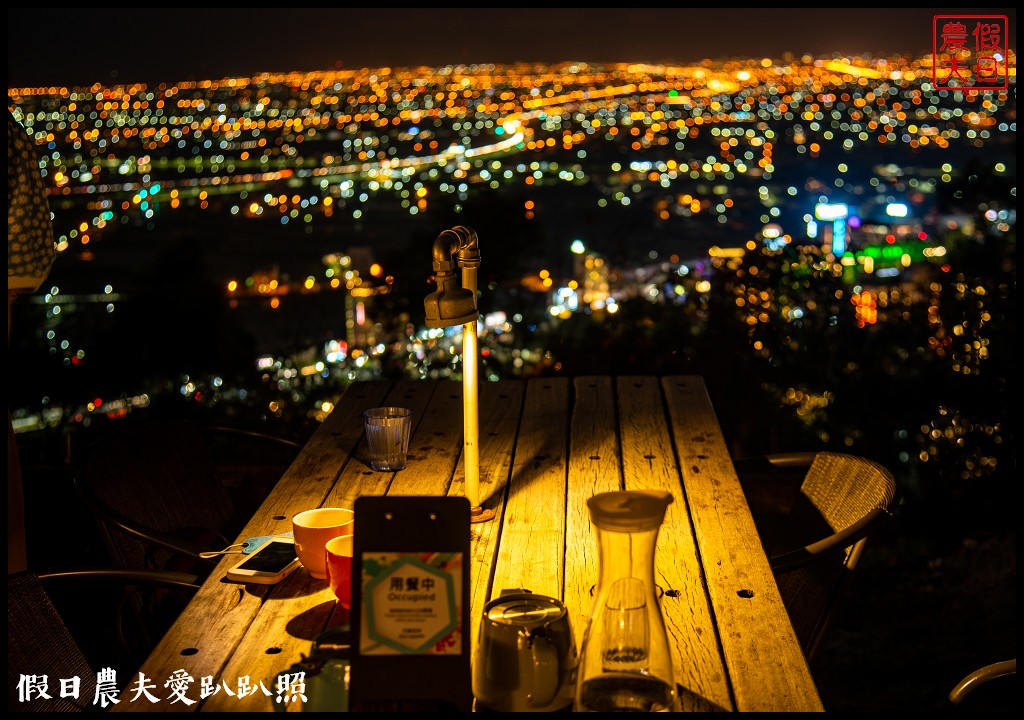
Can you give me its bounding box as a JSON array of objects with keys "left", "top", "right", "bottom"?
[{"left": 114, "top": 375, "right": 823, "bottom": 712}]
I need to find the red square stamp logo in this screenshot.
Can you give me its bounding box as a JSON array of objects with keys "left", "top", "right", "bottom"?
[{"left": 933, "top": 15, "right": 1009, "bottom": 90}]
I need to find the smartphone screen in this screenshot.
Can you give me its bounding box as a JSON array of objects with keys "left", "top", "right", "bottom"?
[{"left": 235, "top": 539, "right": 297, "bottom": 572}]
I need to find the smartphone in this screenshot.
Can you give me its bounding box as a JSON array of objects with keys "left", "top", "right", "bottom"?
[{"left": 226, "top": 537, "right": 301, "bottom": 584}]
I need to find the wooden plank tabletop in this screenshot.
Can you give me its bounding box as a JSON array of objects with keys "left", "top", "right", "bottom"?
[{"left": 114, "top": 375, "right": 823, "bottom": 712}]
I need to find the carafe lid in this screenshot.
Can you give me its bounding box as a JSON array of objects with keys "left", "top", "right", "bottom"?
[{"left": 587, "top": 490, "right": 673, "bottom": 532}]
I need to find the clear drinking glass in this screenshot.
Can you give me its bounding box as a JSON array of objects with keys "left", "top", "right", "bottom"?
[{"left": 361, "top": 407, "right": 412, "bottom": 471}]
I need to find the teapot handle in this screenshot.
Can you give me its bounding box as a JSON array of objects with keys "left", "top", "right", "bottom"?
[{"left": 528, "top": 635, "right": 560, "bottom": 708}]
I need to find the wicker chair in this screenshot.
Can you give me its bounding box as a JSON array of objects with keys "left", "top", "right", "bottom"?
[
  {"left": 733, "top": 451, "right": 898, "bottom": 662},
  {"left": 7, "top": 568, "right": 199, "bottom": 713},
  {"left": 73, "top": 421, "right": 302, "bottom": 578}
]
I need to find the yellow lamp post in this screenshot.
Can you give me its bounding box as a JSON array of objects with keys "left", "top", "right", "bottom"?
[{"left": 424, "top": 226, "right": 495, "bottom": 522}]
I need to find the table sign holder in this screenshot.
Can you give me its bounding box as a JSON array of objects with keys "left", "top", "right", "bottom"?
[{"left": 348, "top": 495, "right": 472, "bottom": 712}]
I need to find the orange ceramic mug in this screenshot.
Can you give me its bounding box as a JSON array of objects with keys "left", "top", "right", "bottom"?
[
  {"left": 325, "top": 533, "right": 354, "bottom": 608},
  {"left": 292, "top": 508, "right": 354, "bottom": 580}
]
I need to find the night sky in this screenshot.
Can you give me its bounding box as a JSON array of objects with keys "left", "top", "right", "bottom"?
[{"left": 7, "top": 7, "right": 1016, "bottom": 88}]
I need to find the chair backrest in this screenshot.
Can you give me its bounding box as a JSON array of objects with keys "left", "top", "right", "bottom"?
[
  {"left": 772, "top": 451, "right": 897, "bottom": 662},
  {"left": 75, "top": 422, "right": 237, "bottom": 573},
  {"left": 7, "top": 568, "right": 202, "bottom": 713},
  {"left": 8, "top": 571, "right": 97, "bottom": 712},
  {"left": 801, "top": 451, "right": 897, "bottom": 540}
]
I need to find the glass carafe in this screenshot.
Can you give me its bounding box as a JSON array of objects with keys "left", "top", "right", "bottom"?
[{"left": 574, "top": 490, "right": 679, "bottom": 712}]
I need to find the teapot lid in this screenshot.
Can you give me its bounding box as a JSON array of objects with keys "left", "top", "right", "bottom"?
[{"left": 485, "top": 593, "right": 565, "bottom": 629}]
